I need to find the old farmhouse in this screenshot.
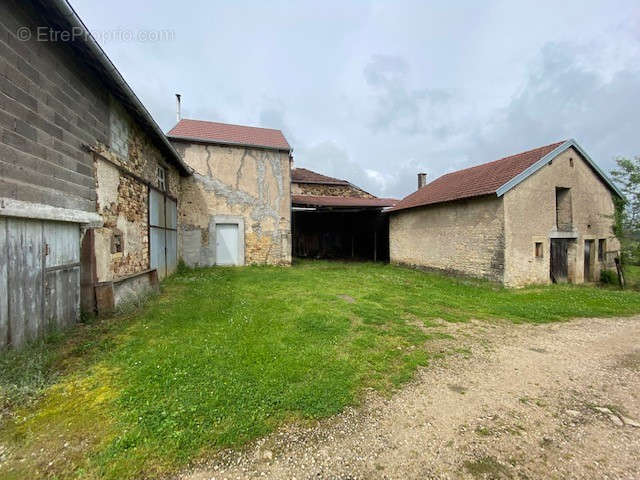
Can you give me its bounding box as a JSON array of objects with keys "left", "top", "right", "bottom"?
[
  {"left": 167, "top": 119, "right": 292, "bottom": 267},
  {"left": 389, "top": 140, "right": 622, "bottom": 287},
  {"left": 291, "top": 168, "right": 396, "bottom": 261}
]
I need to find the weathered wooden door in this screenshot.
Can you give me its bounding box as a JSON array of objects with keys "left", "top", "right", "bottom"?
[
  {"left": 0, "top": 218, "right": 80, "bottom": 349},
  {"left": 43, "top": 222, "right": 81, "bottom": 333},
  {"left": 584, "top": 240, "right": 594, "bottom": 282},
  {"left": 550, "top": 238, "right": 568, "bottom": 283}
]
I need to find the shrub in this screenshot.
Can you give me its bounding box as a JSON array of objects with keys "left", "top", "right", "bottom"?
[{"left": 600, "top": 269, "right": 618, "bottom": 285}]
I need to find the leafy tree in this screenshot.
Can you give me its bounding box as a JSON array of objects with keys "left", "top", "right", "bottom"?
[{"left": 610, "top": 156, "right": 640, "bottom": 264}]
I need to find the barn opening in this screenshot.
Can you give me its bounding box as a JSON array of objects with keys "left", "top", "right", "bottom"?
[{"left": 291, "top": 168, "right": 397, "bottom": 262}]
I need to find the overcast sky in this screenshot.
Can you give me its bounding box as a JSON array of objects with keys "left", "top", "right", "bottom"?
[{"left": 72, "top": 0, "right": 640, "bottom": 199}]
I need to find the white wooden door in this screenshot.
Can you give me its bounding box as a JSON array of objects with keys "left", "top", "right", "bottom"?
[{"left": 216, "top": 224, "right": 239, "bottom": 265}]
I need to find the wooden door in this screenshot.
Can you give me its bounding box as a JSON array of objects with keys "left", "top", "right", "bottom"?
[
  {"left": 550, "top": 238, "right": 568, "bottom": 283},
  {"left": 584, "top": 240, "right": 594, "bottom": 282}
]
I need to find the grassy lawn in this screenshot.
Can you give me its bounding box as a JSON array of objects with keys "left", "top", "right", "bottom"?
[{"left": 2, "top": 261, "right": 640, "bottom": 479}]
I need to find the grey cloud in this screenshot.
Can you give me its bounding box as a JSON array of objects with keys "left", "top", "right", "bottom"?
[
  {"left": 463, "top": 42, "right": 640, "bottom": 172},
  {"left": 364, "top": 55, "right": 452, "bottom": 135}
]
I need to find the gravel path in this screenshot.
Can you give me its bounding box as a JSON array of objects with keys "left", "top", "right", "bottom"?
[{"left": 178, "top": 316, "right": 640, "bottom": 480}]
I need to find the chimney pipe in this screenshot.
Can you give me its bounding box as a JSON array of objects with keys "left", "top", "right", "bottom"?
[
  {"left": 417, "top": 172, "right": 427, "bottom": 189},
  {"left": 175, "top": 93, "right": 181, "bottom": 123}
]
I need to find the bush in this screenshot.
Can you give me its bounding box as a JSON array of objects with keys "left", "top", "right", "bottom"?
[{"left": 600, "top": 269, "right": 618, "bottom": 285}]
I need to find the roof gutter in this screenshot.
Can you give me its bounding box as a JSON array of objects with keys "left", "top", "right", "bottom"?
[{"left": 48, "top": 0, "right": 191, "bottom": 176}]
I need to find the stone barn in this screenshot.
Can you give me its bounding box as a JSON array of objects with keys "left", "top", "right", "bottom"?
[
  {"left": 389, "top": 140, "right": 622, "bottom": 287},
  {"left": 168, "top": 119, "right": 292, "bottom": 266},
  {"left": 0, "top": 0, "right": 190, "bottom": 347},
  {"left": 292, "top": 168, "right": 396, "bottom": 261}
]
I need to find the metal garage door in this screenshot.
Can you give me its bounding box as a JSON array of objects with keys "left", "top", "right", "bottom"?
[
  {"left": 216, "top": 223, "right": 239, "bottom": 265},
  {"left": 149, "top": 188, "right": 178, "bottom": 279},
  {"left": 0, "top": 217, "right": 80, "bottom": 349}
]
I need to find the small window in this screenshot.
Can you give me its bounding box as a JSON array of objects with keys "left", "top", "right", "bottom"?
[
  {"left": 157, "top": 166, "right": 167, "bottom": 191},
  {"left": 598, "top": 239, "right": 605, "bottom": 262},
  {"left": 569, "top": 157, "right": 574, "bottom": 167},
  {"left": 111, "top": 230, "right": 124, "bottom": 254},
  {"left": 535, "top": 242, "right": 543, "bottom": 258}
]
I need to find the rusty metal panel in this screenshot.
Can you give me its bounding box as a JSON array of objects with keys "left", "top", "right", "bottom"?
[
  {"left": 44, "top": 222, "right": 80, "bottom": 268},
  {"left": 165, "top": 198, "right": 177, "bottom": 229},
  {"left": 0, "top": 218, "right": 7, "bottom": 348},
  {"left": 44, "top": 266, "right": 80, "bottom": 331},
  {"left": 149, "top": 188, "right": 166, "bottom": 227},
  {"left": 150, "top": 227, "right": 167, "bottom": 279},
  {"left": 7, "top": 218, "right": 44, "bottom": 347}
]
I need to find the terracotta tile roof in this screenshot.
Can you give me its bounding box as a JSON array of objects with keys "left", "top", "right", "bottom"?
[
  {"left": 291, "top": 168, "right": 350, "bottom": 185},
  {"left": 167, "top": 118, "right": 291, "bottom": 151},
  {"left": 390, "top": 141, "right": 566, "bottom": 212},
  {"left": 292, "top": 195, "right": 397, "bottom": 208}
]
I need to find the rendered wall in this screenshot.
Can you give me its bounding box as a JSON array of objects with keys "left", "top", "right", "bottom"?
[{"left": 175, "top": 142, "right": 292, "bottom": 266}]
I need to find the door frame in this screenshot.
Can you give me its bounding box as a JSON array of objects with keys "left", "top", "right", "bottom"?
[
  {"left": 211, "top": 215, "right": 245, "bottom": 266},
  {"left": 550, "top": 238, "right": 569, "bottom": 283}
]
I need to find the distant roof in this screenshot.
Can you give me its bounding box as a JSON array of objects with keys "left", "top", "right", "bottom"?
[
  {"left": 390, "top": 139, "right": 622, "bottom": 212},
  {"left": 292, "top": 195, "right": 397, "bottom": 208},
  {"left": 292, "top": 168, "right": 350, "bottom": 185},
  {"left": 167, "top": 119, "right": 291, "bottom": 151}
]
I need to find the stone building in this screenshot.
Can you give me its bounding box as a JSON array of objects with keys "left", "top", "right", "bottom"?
[
  {"left": 291, "top": 168, "right": 396, "bottom": 260},
  {"left": 167, "top": 119, "right": 292, "bottom": 266},
  {"left": 0, "top": 0, "right": 189, "bottom": 347},
  {"left": 389, "top": 140, "right": 622, "bottom": 287}
]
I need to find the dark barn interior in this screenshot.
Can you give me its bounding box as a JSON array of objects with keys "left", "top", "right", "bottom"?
[{"left": 292, "top": 198, "right": 393, "bottom": 261}]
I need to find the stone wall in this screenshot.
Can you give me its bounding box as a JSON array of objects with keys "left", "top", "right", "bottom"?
[
  {"left": 175, "top": 142, "right": 291, "bottom": 266},
  {"left": 93, "top": 104, "right": 181, "bottom": 282},
  {"left": 291, "top": 182, "right": 374, "bottom": 198},
  {"left": 503, "top": 147, "right": 620, "bottom": 287},
  {"left": 389, "top": 195, "right": 505, "bottom": 282}
]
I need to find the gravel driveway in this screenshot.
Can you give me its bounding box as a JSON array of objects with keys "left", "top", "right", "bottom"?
[{"left": 178, "top": 316, "right": 640, "bottom": 479}]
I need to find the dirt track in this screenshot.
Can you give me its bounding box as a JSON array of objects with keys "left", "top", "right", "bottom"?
[{"left": 179, "top": 316, "right": 640, "bottom": 480}]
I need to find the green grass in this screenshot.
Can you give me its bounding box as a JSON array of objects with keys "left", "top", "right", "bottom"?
[{"left": 2, "top": 260, "right": 640, "bottom": 479}]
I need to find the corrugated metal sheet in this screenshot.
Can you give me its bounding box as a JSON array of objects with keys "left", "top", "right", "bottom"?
[
  {"left": 150, "top": 226, "right": 167, "bottom": 279},
  {"left": 149, "top": 189, "right": 178, "bottom": 280},
  {"left": 150, "top": 189, "right": 166, "bottom": 227}
]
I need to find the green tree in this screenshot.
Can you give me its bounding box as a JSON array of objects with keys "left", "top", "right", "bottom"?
[{"left": 610, "top": 156, "right": 640, "bottom": 263}]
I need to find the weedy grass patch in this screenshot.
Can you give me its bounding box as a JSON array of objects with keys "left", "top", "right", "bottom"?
[{"left": 2, "top": 260, "right": 640, "bottom": 479}]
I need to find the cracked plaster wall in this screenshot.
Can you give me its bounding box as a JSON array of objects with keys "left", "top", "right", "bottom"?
[{"left": 175, "top": 142, "right": 291, "bottom": 266}]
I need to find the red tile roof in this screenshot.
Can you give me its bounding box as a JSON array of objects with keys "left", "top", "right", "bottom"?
[
  {"left": 167, "top": 118, "right": 291, "bottom": 151},
  {"left": 292, "top": 195, "right": 397, "bottom": 208},
  {"left": 390, "top": 141, "right": 566, "bottom": 212},
  {"left": 291, "top": 168, "right": 350, "bottom": 185}
]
